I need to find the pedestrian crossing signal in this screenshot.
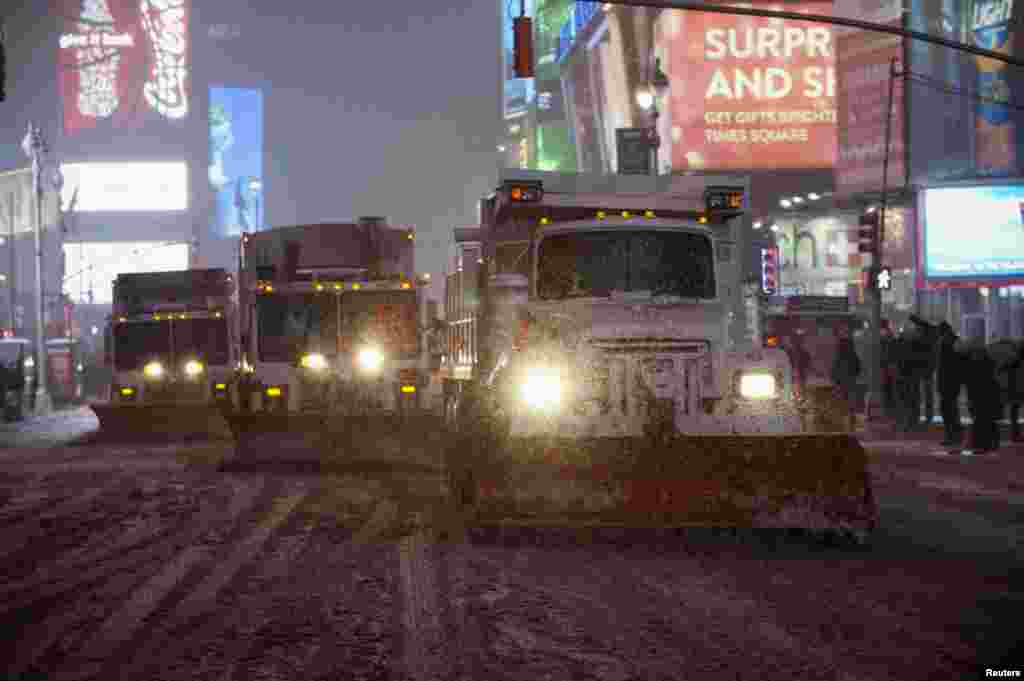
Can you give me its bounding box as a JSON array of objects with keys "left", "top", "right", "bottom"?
[{"left": 876, "top": 266, "right": 892, "bottom": 291}]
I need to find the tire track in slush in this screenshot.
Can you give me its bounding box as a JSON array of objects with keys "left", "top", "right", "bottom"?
[
  {"left": 59, "top": 485, "right": 308, "bottom": 681},
  {"left": 545, "top": 550, "right": 876, "bottom": 681},
  {"left": 0, "top": 473, "right": 132, "bottom": 565},
  {"left": 5, "top": 476, "right": 271, "bottom": 679},
  {"left": 226, "top": 497, "right": 401, "bottom": 681},
  {"left": 120, "top": 502, "right": 325, "bottom": 681},
  {"left": 0, "top": 476, "right": 251, "bottom": 618},
  {"left": 0, "top": 477, "right": 220, "bottom": 600},
  {"left": 268, "top": 534, "right": 396, "bottom": 681},
  {"left": 110, "top": 486, "right": 311, "bottom": 681},
  {"left": 395, "top": 531, "right": 449, "bottom": 681}
]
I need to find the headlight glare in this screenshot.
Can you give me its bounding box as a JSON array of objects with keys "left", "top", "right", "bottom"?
[
  {"left": 300, "top": 352, "right": 328, "bottom": 371},
  {"left": 183, "top": 359, "right": 204, "bottom": 378},
  {"left": 143, "top": 361, "right": 164, "bottom": 380},
  {"left": 357, "top": 347, "right": 383, "bottom": 372},
  {"left": 520, "top": 367, "right": 561, "bottom": 410},
  {"left": 738, "top": 372, "right": 776, "bottom": 399}
]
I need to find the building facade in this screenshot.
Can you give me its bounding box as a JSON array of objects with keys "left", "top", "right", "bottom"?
[{"left": 501, "top": 0, "right": 1024, "bottom": 342}]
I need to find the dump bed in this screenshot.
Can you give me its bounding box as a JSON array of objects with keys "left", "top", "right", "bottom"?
[
  {"left": 242, "top": 221, "right": 415, "bottom": 282},
  {"left": 112, "top": 269, "right": 232, "bottom": 315}
]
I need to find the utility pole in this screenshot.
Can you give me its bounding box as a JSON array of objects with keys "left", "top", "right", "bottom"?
[
  {"left": 865, "top": 57, "right": 900, "bottom": 422},
  {"left": 7, "top": 192, "right": 14, "bottom": 335},
  {"left": 21, "top": 122, "right": 57, "bottom": 415}
]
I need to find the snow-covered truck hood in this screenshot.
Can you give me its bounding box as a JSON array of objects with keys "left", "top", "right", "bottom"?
[{"left": 525, "top": 298, "right": 725, "bottom": 349}]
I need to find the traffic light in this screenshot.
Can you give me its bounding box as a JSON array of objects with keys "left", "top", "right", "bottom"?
[
  {"left": 858, "top": 212, "right": 879, "bottom": 254},
  {"left": 760, "top": 246, "right": 778, "bottom": 295},
  {"left": 513, "top": 16, "right": 534, "bottom": 78}
]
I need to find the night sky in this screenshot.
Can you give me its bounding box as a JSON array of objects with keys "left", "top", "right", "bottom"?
[{"left": 0, "top": 1, "right": 503, "bottom": 304}]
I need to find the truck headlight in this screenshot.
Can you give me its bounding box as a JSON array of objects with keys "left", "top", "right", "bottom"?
[
  {"left": 300, "top": 352, "right": 328, "bottom": 371},
  {"left": 183, "top": 359, "right": 204, "bottom": 378},
  {"left": 356, "top": 347, "right": 383, "bottom": 372},
  {"left": 521, "top": 367, "right": 561, "bottom": 410},
  {"left": 143, "top": 361, "right": 165, "bottom": 380},
  {"left": 738, "top": 372, "right": 776, "bottom": 399}
]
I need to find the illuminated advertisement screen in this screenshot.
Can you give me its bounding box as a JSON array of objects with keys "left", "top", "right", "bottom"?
[
  {"left": 56, "top": 0, "right": 190, "bottom": 136},
  {"left": 62, "top": 241, "right": 189, "bottom": 305},
  {"left": 667, "top": 3, "right": 837, "bottom": 171},
  {"left": 502, "top": 0, "right": 536, "bottom": 120},
  {"left": 60, "top": 162, "right": 188, "bottom": 212},
  {"left": 209, "top": 87, "right": 264, "bottom": 238},
  {"left": 922, "top": 184, "right": 1024, "bottom": 284}
]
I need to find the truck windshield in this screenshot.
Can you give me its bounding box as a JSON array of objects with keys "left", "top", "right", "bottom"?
[
  {"left": 257, "top": 294, "right": 338, "bottom": 363},
  {"left": 537, "top": 230, "right": 715, "bottom": 301},
  {"left": 114, "top": 321, "right": 171, "bottom": 371},
  {"left": 340, "top": 290, "right": 419, "bottom": 358},
  {"left": 174, "top": 318, "right": 230, "bottom": 366}
]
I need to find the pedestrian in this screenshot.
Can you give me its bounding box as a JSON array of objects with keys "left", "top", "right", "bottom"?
[
  {"left": 892, "top": 328, "right": 919, "bottom": 431},
  {"left": 908, "top": 315, "right": 939, "bottom": 427},
  {"left": 935, "top": 321, "right": 965, "bottom": 447},
  {"left": 963, "top": 342, "right": 1002, "bottom": 453},
  {"left": 831, "top": 331, "right": 862, "bottom": 431}
]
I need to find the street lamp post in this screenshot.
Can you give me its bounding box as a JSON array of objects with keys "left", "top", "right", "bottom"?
[
  {"left": 635, "top": 57, "right": 670, "bottom": 175},
  {"left": 21, "top": 122, "right": 57, "bottom": 415}
]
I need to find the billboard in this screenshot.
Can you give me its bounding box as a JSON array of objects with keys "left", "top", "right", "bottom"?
[
  {"left": 835, "top": 1, "right": 905, "bottom": 196},
  {"left": 921, "top": 184, "right": 1024, "bottom": 285},
  {"left": 667, "top": 3, "right": 838, "bottom": 171},
  {"left": 59, "top": 162, "right": 188, "bottom": 212},
  {"left": 209, "top": 87, "right": 264, "bottom": 238},
  {"left": 62, "top": 241, "right": 189, "bottom": 305},
  {"left": 905, "top": 0, "right": 974, "bottom": 186},
  {"left": 971, "top": 0, "right": 1018, "bottom": 176},
  {"left": 56, "top": 0, "right": 190, "bottom": 136},
  {"left": 502, "top": 0, "right": 536, "bottom": 120}
]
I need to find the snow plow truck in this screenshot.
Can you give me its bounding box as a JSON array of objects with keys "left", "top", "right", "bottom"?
[
  {"left": 441, "top": 169, "right": 876, "bottom": 542},
  {"left": 90, "top": 268, "right": 236, "bottom": 440},
  {"left": 222, "top": 218, "right": 435, "bottom": 464}
]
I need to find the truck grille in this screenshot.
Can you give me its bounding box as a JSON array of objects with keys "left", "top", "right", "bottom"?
[
  {"left": 589, "top": 338, "right": 709, "bottom": 357},
  {"left": 143, "top": 381, "right": 206, "bottom": 403}
]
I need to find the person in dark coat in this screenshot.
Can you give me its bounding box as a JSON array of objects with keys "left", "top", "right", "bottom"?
[
  {"left": 892, "top": 330, "right": 919, "bottom": 431},
  {"left": 963, "top": 341, "right": 1002, "bottom": 453},
  {"left": 908, "top": 315, "right": 938, "bottom": 427},
  {"left": 935, "top": 321, "right": 965, "bottom": 446},
  {"left": 831, "top": 333, "right": 862, "bottom": 431}
]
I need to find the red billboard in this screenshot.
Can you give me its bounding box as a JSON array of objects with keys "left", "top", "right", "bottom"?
[
  {"left": 835, "top": 6, "right": 905, "bottom": 197},
  {"left": 57, "top": 0, "right": 190, "bottom": 136},
  {"left": 667, "top": 3, "right": 837, "bottom": 171}
]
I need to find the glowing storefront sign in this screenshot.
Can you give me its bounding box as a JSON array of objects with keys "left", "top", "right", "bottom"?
[{"left": 60, "top": 162, "right": 188, "bottom": 212}]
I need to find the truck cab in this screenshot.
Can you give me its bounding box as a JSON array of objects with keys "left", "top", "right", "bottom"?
[
  {"left": 442, "top": 169, "right": 800, "bottom": 442},
  {"left": 236, "top": 221, "right": 432, "bottom": 422},
  {"left": 104, "top": 269, "right": 235, "bottom": 409}
]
